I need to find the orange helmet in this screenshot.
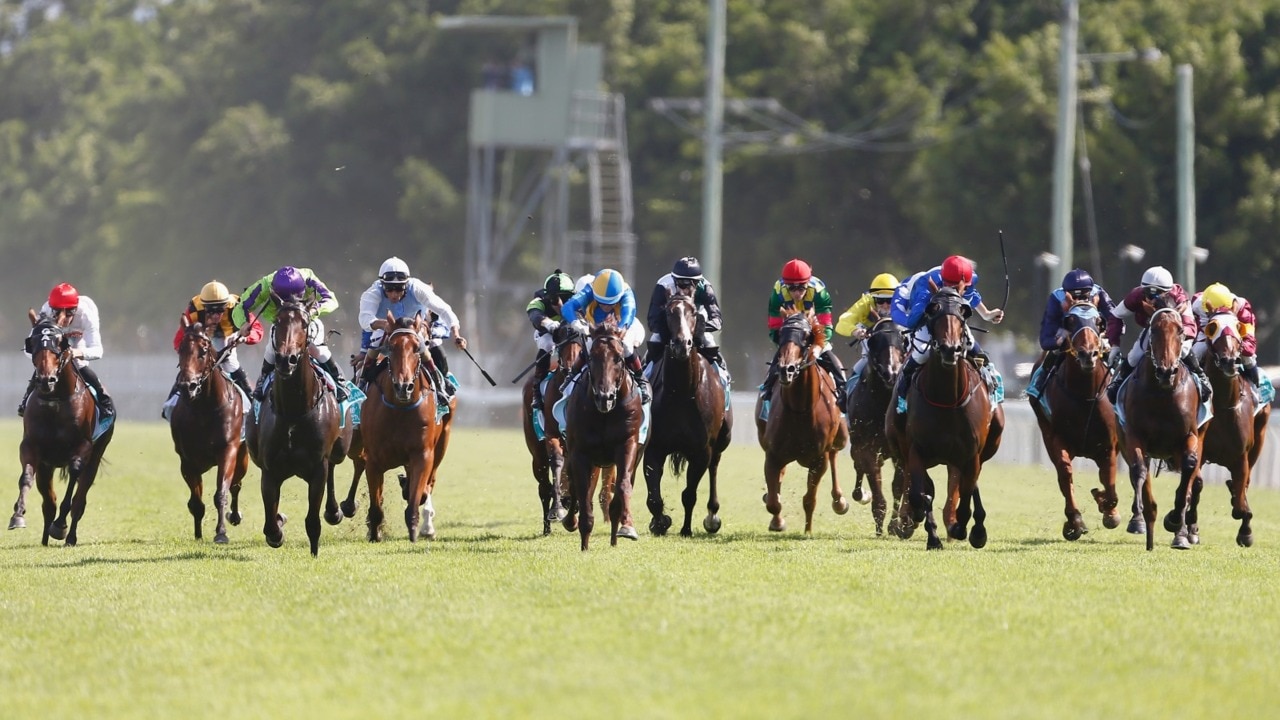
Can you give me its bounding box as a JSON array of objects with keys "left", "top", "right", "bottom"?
[
  {"left": 48, "top": 282, "right": 79, "bottom": 309},
  {"left": 781, "top": 259, "right": 812, "bottom": 284},
  {"left": 940, "top": 256, "right": 974, "bottom": 285}
]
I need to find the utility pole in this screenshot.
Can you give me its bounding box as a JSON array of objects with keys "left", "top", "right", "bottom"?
[
  {"left": 1050, "top": 0, "right": 1080, "bottom": 274},
  {"left": 1175, "top": 64, "right": 1197, "bottom": 290},
  {"left": 701, "top": 0, "right": 726, "bottom": 292}
]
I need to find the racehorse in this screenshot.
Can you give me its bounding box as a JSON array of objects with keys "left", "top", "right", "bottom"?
[
  {"left": 642, "top": 293, "right": 731, "bottom": 537},
  {"left": 755, "top": 309, "right": 850, "bottom": 534},
  {"left": 358, "top": 314, "right": 452, "bottom": 542},
  {"left": 521, "top": 322, "right": 584, "bottom": 535},
  {"left": 169, "top": 317, "right": 250, "bottom": 543},
  {"left": 10, "top": 310, "right": 114, "bottom": 545},
  {"left": 886, "top": 286, "right": 1004, "bottom": 550},
  {"left": 1188, "top": 312, "right": 1269, "bottom": 547},
  {"left": 246, "top": 301, "right": 345, "bottom": 556},
  {"left": 1118, "top": 298, "right": 1206, "bottom": 551},
  {"left": 1028, "top": 302, "right": 1121, "bottom": 540},
  {"left": 564, "top": 320, "right": 645, "bottom": 550},
  {"left": 844, "top": 318, "right": 905, "bottom": 536}
]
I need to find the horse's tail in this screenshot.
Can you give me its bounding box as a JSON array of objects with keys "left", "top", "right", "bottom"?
[{"left": 668, "top": 452, "right": 688, "bottom": 478}]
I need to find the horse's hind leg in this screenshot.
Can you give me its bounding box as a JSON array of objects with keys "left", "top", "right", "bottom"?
[
  {"left": 10, "top": 463, "right": 34, "bottom": 530},
  {"left": 65, "top": 459, "right": 103, "bottom": 547}
]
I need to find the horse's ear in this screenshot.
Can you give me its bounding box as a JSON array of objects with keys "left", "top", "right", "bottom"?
[
  {"left": 28, "top": 308, "right": 37, "bottom": 325},
  {"left": 385, "top": 310, "right": 395, "bottom": 326}
]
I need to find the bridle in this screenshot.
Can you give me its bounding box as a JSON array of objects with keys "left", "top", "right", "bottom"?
[{"left": 382, "top": 326, "right": 428, "bottom": 408}]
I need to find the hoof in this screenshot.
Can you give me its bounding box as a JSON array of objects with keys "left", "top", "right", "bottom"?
[
  {"left": 8, "top": 515, "right": 25, "bottom": 530},
  {"left": 1126, "top": 515, "right": 1146, "bottom": 535},
  {"left": 562, "top": 514, "right": 578, "bottom": 532},
  {"left": 1238, "top": 530, "right": 1254, "bottom": 548},
  {"left": 47, "top": 522, "right": 67, "bottom": 541},
  {"left": 340, "top": 499, "right": 358, "bottom": 519},
  {"left": 948, "top": 523, "right": 967, "bottom": 542},
  {"left": 703, "top": 514, "right": 722, "bottom": 534},
  {"left": 324, "top": 509, "right": 343, "bottom": 526},
  {"left": 277, "top": 513, "right": 288, "bottom": 527},
  {"left": 768, "top": 517, "right": 786, "bottom": 532},
  {"left": 1171, "top": 533, "right": 1192, "bottom": 550},
  {"left": 229, "top": 511, "right": 242, "bottom": 526},
  {"left": 648, "top": 514, "right": 671, "bottom": 536},
  {"left": 555, "top": 506, "right": 569, "bottom": 521},
  {"left": 617, "top": 525, "right": 639, "bottom": 541},
  {"left": 1162, "top": 510, "right": 1180, "bottom": 534},
  {"left": 1187, "top": 524, "right": 1200, "bottom": 546},
  {"left": 833, "top": 497, "right": 850, "bottom": 515},
  {"left": 969, "top": 525, "right": 988, "bottom": 549},
  {"left": 1063, "top": 523, "right": 1082, "bottom": 541},
  {"left": 214, "top": 533, "right": 229, "bottom": 545},
  {"left": 265, "top": 532, "right": 285, "bottom": 549},
  {"left": 1101, "top": 511, "right": 1121, "bottom": 530},
  {"left": 852, "top": 486, "right": 871, "bottom": 505},
  {"left": 926, "top": 535, "right": 944, "bottom": 551}
]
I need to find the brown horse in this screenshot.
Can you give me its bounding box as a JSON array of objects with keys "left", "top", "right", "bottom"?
[
  {"left": 845, "top": 318, "right": 906, "bottom": 536},
  {"left": 521, "top": 322, "right": 584, "bottom": 535},
  {"left": 1118, "top": 301, "right": 1206, "bottom": 551},
  {"left": 169, "top": 317, "right": 250, "bottom": 543},
  {"left": 10, "top": 310, "right": 114, "bottom": 545},
  {"left": 1029, "top": 302, "right": 1121, "bottom": 540},
  {"left": 755, "top": 309, "right": 850, "bottom": 533},
  {"left": 246, "top": 301, "right": 344, "bottom": 556},
  {"left": 642, "top": 293, "right": 731, "bottom": 537},
  {"left": 886, "top": 287, "right": 1004, "bottom": 550},
  {"left": 564, "top": 321, "right": 645, "bottom": 550},
  {"left": 358, "top": 314, "right": 453, "bottom": 542},
  {"left": 1185, "top": 312, "right": 1269, "bottom": 547}
]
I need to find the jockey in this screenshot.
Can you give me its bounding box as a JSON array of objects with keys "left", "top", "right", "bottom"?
[
  {"left": 168, "top": 280, "right": 264, "bottom": 401},
  {"left": 233, "top": 265, "right": 348, "bottom": 401},
  {"left": 356, "top": 256, "right": 468, "bottom": 400},
  {"left": 1191, "top": 281, "right": 1260, "bottom": 387},
  {"left": 524, "top": 268, "right": 576, "bottom": 410},
  {"left": 560, "top": 268, "right": 649, "bottom": 403},
  {"left": 1027, "top": 268, "right": 1124, "bottom": 398},
  {"left": 1107, "top": 265, "right": 1206, "bottom": 402},
  {"left": 19, "top": 283, "right": 115, "bottom": 420},
  {"left": 835, "top": 272, "right": 899, "bottom": 387},
  {"left": 891, "top": 255, "right": 1005, "bottom": 405},
  {"left": 762, "top": 258, "right": 848, "bottom": 408},
  {"left": 643, "top": 256, "right": 727, "bottom": 377}
]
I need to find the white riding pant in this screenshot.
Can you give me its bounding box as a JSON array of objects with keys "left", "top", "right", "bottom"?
[
  {"left": 534, "top": 330, "right": 556, "bottom": 355},
  {"left": 209, "top": 336, "right": 243, "bottom": 374},
  {"left": 586, "top": 320, "right": 646, "bottom": 358}
]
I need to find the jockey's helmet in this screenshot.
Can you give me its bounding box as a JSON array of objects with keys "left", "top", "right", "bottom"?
[
  {"left": 940, "top": 255, "right": 974, "bottom": 285},
  {"left": 271, "top": 266, "right": 306, "bottom": 300},
  {"left": 543, "top": 269, "right": 575, "bottom": 298},
  {"left": 781, "top": 258, "right": 811, "bottom": 285},
  {"left": 672, "top": 257, "right": 703, "bottom": 280},
  {"left": 48, "top": 282, "right": 79, "bottom": 310},
  {"left": 379, "top": 257, "right": 410, "bottom": 282},
  {"left": 1201, "top": 282, "right": 1236, "bottom": 314},
  {"left": 591, "top": 269, "right": 627, "bottom": 305},
  {"left": 200, "top": 281, "right": 231, "bottom": 309},
  {"left": 1061, "top": 268, "right": 1093, "bottom": 294},
  {"left": 574, "top": 274, "right": 594, "bottom": 294},
  {"left": 869, "top": 273, "right": 899, "bottom": 299},
  {"left": 1140, "top": 266, "right": 1174, "bottom": 292}
]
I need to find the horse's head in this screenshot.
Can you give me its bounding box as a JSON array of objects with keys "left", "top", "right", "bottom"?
[
  {"left": 865, "top": 318, "right": 905, "bottom": 386},
  {"left": 386, "top": 313, "right": 424, "bottom": 403},
  {"left": 1063, "top": 301, "right": 1103, "bottom": 372},
  {"left": 1147, "top": 307, "right": 1184, "bottom": 387},
  {"left": 775, "top": 310, "right": 818, "bottom": 387},
  {"left": 1204, "top": 312, "right": 1242, "bottom": 376},
  {"left": 587, "top": 321, "right": 627, "bottom": 413},
  {"left": 272, "top": 301, "right": 313, "bottom": 378},
  {"left": 176, "top": 317, "right": 216, "bottom": 399},
  {"left": 925, "top": 287, "right": 971, "bottom": 366},
  {"left": 664, "top": 293, "right": 698, "bottom": 361},
  {"left": 26, "top": 310, "right": 69, "bottom": 396}
]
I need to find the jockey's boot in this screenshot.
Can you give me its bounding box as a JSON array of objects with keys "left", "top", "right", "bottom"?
[
  {"left": 79, "top": 364, "right": 114, "bottom": 420},
  {"left": 970, "top": 349, "right": 992, "bottom": 368},
  {"left": 1030, "top": 350, "right": 1063, "bottom": 398},
  {"left": 16, "top": 373, "right": 37, "bottom": 417},
  {"left": 320, "top": 357, "right": 350, "bottom": 402},
  {"left": 560, "top": 352, "right": 588, "bottom": 395},
  {"left": 1183, "top": 352, "right": 1210, "bottom": 395},
  {"left": 895, "top": 357, "right": 922, "bottom": 407},
  {"left": 645, "top": 339, "right": 664, "bottom": 368},
  {"left": 1244, "top": 358, "right": 1262, "bottom": 387},
  {"left": 360, "top": 351, "right": 383, "bottom": 387},
  {"left": 230, "top": 368, "right": 254, "bottom": 399},
  {"left": 530, "top": 352, "right": 553, "bottom": 410},
  {"left": 253, "top": 359, "right": 273, "bottom": 401},
  {"left": 819, "top": 351, "right": 849, "bottom": 411},
  {"left": 1107, "top": 357, "right": 1133, "bottom": 404},
  {"left": 760, "top": 360, "right": 779, "bottom": 401},
  {"left": 627, "top": 354, "right": 650, "bottom": 404}
]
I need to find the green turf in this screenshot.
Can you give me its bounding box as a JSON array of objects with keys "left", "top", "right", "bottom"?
[{"left": 1, "top": 420, "right": 1277, "bottom": 719}]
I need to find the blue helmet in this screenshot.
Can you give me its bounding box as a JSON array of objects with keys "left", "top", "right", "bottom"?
[
  {"left": 591, "top": 269, "right": 627, "bottom": 305},
  {"left": 1062, "top": 268, "right": 1094, "bottom": 293},
  {"left": 271, "top": 266, "right": 306, "bottom": 299}
]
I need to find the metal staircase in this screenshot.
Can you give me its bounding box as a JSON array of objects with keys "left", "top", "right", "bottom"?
[{"left": 568, "top": 92, "right": 636, "bottom": 280}]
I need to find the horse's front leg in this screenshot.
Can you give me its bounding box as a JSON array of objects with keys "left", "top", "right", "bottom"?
[
  {"left": 181, "top": 460, "right": 206, "bottom": 541},
  {"left": 827, "top": 448, "right": 849, "bottom": 517},
  {"left": 213, "top": 446, "right": 240, "bottom": 544},
  {"left": 305, "top": 462, "right": 328, "bottom": 557},
  {"left": 679, "top": 452, "right": 711, "bottom": 538},
  {"left": 642, "top": 447, "right": 672, "bottom": 536},
  {"left": 260, "top": 471, "right": 286, "bottom": 549},
  {"left": 341, "top": 455, "right": 365, "bottom": 519},
  {"left": 546, "top": 438, "right": 568, "bottom": 525},
  {"left": 907, "top": 453, "right": 941, "bottom": 550},
  {"left": 1167, "top": 438, "right": 1201, "bottom": 550},
  {"left": 1232, "top": 463, "right": 1255, "bottom": 548},
  {"left": 364, "top": 463, "right": 386, "bottom": 542},
  {"left": 763, "top": 457, "right": 787, "bottom": 532},
  {"left": 1089, "top": 448, "right": 1121, "bottom": 531},
  {"left": 611, "top": 441, "right": 640, "bottom": 545},
  {"left": 944, "top": 463, "right": 965, "bottom": 542},
  {"left": 888, "top": 462, "right": 914, "bottom": 539},
  {"left": 1128, "top": 449, "right": 1156, "bottom": 551},
  {"left": 35, "top": 464, "right": 57, "bottom": 545},
  {"left": 1047, "top": 439, "right": 1087, "bottom": 541},
  {"left": 49, "top": 457, "right": 82, "bottom": 541},
  {"left": 954, "top": 459, "right": 987, "bottom": 548},
  {"left": 10, "top": 461, "right": 35, "bottom": 530},
  {"left": 404, "top": 453, "right": 433, "bottom": 543},
  {"left": 65, "top": 452, "right": 105, "bottom": 547},
  {"left": 703, "top": 442, "right": 724, "bottom": 535},
  {"left": 570, "top": 454, "right": 597, "bottom": 551},
  {"left": 802, "top": 456, "right": 828, "bottom": 535},
  {"left": 323, "top": 455, "right": 344, "bottom": 527},
  {"left": 229, "top": 444, "right": 248, "bottom": 526}
]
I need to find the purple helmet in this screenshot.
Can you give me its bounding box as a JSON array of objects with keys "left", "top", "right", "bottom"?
[
  {"left": 1061, "top": 268, "right": 1094, "bottom": 293},
  {"left": 271, "top": 266, "right": 306, "bottom": 299}
]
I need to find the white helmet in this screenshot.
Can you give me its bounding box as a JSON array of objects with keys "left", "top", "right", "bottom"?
[
  {"left": 1140, "top": 265, "right": 1174, "bottom": 291},
  {"left": 573, "top": 273, "right": 594, "bottom": 294},
  {"left": 378, "top": 256, "right": 410, "bottom": 282}
]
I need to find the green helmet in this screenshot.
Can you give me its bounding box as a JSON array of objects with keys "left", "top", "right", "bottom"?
[{"left": 544, "top": 269, "right": 574, "bottom": 297}]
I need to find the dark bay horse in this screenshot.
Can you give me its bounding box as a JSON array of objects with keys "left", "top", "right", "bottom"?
[
  {"left": 11, "top": 310, "right": 114, "bottom": 545},
  {"left": 886, "top": 287, "right": 1004, "bottom": 550},
  {"left": 755, "top": 309, "right": 850, "bottom": 533},
  {"left": 1029, "top": 302, "right": 1121, "bottom": 540},
  {"left": 169, "top": 317, "right": 249, "bottom": 543},
  {"left": 1189, "top": 312, "right": 1269, "bottom": 547},
  {"left": 642, "top": 293, "right": 731, "bottom": 537},
  {"left": 1119, "top": 302, "right": 1206, "bottom": 551},
  {"left": 358, "top": 314, "right": 451, "bottom": 542},
  {"left": 521, "top": 322, "right": 584, "bottom": 535},
  {"left": 564, "top": 321, "right": 645, "bottom": 550},
  {"left": 246, "top": 301, "right": 345, "bottom": 556},
  {"left": 845, "top": 318, "right": 905, "bottom": 536}
]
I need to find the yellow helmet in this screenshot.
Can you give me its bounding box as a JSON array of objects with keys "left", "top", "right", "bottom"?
[
  {"left": 199, "top": 280, "right": 231, "bottom": 307},
  {"left": 869, "top": 273, "right": 899, "bottom": 299},
  {"left": 1201, "top": 282, "right": 1235, "bottom": 313}
]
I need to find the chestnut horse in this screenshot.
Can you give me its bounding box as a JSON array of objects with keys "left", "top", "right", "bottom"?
[
  {"left": 11, "top": 310, "right": 114, "bottom": 545},
  {"left": 1029, "top": 302, "right": 1121, "bottom": 540},
  {"left": 358, "top": 314, "right": 454, "bottom": 542},
  {"left": 886, "top": 287, "right": 1004, "bottom": 550},
  {"left": 755, "top": 310, "right": 850, "bottom": 534},
  {"left": 169, "top": 317, "right": 250, "bottom": 543},
  {"left": 642, "top": 293, "right": 731, "bottom": 537},
  {"left": 1185, "top": 312, "right": 1269, "bottom": 547},
  {"left": 1118, "top": 300, "right": 1206, "bottom": 551},
  {"left": 521, "top": 322, "right": 584, "bottom": 535},
  {"left": 845, "top": 318, "right": 906, "bottom": 536},
  {"left": 564, "top": 321, "right": 645, "bottom": 550},
  {"left": 246, "top": 301, "right": 345, "bottom": 556}
]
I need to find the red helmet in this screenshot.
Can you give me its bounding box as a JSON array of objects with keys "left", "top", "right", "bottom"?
[
  {"left": 781, "top": 258, "right": 812, "bottom": 284},
  {"left": 48, "top": 282, "right": 79, "bottom": 309},
  {"left": 940, "top": 255, "right": 974, "bottom": 285}
]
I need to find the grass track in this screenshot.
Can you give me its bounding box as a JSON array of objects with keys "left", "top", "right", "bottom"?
[{"left": 2, "top": 420, "right": 1278, "bottom": 719}]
